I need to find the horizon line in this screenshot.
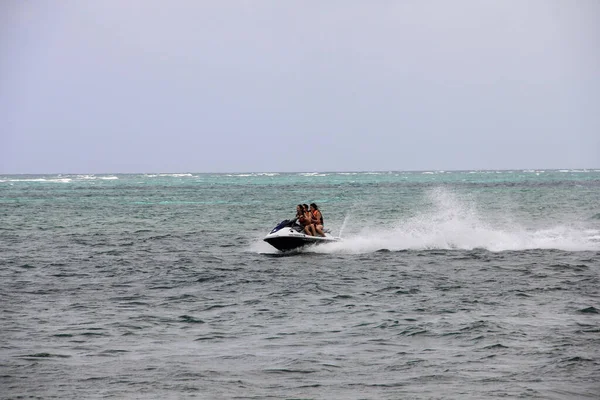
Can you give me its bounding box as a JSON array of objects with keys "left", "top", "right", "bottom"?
[{"left": 1, "top": 167, "right": 600, "bottom": 176}]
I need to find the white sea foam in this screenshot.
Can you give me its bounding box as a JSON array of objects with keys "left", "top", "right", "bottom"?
[
  {"left": 6, "top": 178, "right": 72, "bottom": 183},
  {"left": 248, "top": 238, "right": 279, "bottom": 254},
  {"left": 224, "top": 172, "right": 279, "bottom": 177},
  {"left": 73, "top": 175, "right": 118, "bottom": 180},
  {"left": 300, "top": 172, "right": 328, "bottom": 177},
  {"left": 159, "top": 173, "right": 193, "bottom": 177},
  {"left": 307, "top": 189, "right": 600, "bottom": 254}
]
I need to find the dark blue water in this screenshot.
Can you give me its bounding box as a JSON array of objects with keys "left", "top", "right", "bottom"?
[{"left": 1, "top": 171, "right": 599, "bottom": 399}]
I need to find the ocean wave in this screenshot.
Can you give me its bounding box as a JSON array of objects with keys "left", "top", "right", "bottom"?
[
  {"left": 1, "top": 176, "right": 121, "bottom": 183},
  {"left": 299, "top": 172, "right": 328, "bottom": 177},
  {"left": 3, "top": 178, "right": 72, "bottom": 183},
  {"left": 559, "top": 169, "right": 598, "bottom": 173},
  {"left": 225, "top": 172, "right": 280, "bottom": 177},
  {"left": 158, "top": 173, "right": 193, "bottom": 177},
  {"left": 64, "top": 175, "right": 119, "bottom": 181}
]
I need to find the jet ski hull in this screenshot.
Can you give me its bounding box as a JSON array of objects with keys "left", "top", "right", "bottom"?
[{"left": 263, "top": 221, "right": 339, "bottom": 251}]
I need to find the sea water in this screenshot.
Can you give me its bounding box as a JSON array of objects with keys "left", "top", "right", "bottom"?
[{"left": 1, "top": 170, "right": 599, "bottom": 399}]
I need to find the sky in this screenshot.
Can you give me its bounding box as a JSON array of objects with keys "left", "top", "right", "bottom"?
[{"left": 1, "top": 0, "right": 599, "bottom": 174}]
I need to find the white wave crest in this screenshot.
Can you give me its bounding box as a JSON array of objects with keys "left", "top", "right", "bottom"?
[
  {"left": 158, "top": 173, "right": 193, "bottom": 177},
  {"left": 300, "top": 172, "right": 328, "bottom": 177},
  {"left": 5, "top": 178, "right": 72, "bottom": 183},
  {"left": 225, "top": 173, "right": 279, "bottom": 177}
]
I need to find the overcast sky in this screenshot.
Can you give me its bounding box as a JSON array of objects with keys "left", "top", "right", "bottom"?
[{"left": 1, "top": 1, "right": 599, "bottom": 173}]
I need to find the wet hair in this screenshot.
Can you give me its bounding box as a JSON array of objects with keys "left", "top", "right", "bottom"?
[
  {"left": 303, "top": 204, "right": 309, "bottom": 211},
  {"left": 296, "top": 204, "right": 304, "bottom": 213},
  {"left": 310, "top": 203, "right": 318, "bottom": 210}
]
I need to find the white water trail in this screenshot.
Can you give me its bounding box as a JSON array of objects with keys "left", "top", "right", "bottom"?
[{"left": 313, "top": 188, "right": 600, "bottom": 254}]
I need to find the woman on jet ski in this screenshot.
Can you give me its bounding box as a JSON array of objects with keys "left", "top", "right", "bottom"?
[
  {"left": 296, "top": 204, "right": 316, "bottom": 236},
  {"left": 310, "top": 203, "right": 325, "bottom": 237}
]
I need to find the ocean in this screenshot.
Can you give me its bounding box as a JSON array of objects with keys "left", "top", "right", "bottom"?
[{"left": 1, "top": 170, "right": 599, "bottom": 399}]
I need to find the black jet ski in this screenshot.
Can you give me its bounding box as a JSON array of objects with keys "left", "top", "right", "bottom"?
[{"left": 263, "top": 219, "right": 340, "bottom": 251}]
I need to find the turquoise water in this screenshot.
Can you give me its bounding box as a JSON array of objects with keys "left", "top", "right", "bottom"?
[
  {"left": 2, "top": 170, "right": 599, "bottom": 252},
  {"left": 1, "top": 170, "right": 599, "bottom": 398}
]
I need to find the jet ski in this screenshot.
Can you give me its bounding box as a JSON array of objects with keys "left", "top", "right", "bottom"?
[{"left": 263, "top": 219, "right": 340, "bottom": 251}]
